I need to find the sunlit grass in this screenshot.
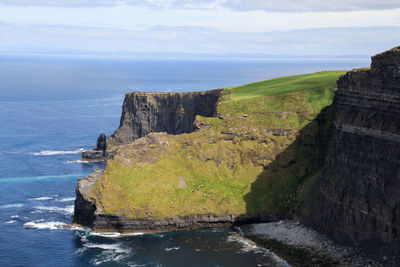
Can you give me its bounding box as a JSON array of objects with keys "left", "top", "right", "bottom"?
[{"left": 91, "top": 71, "right": 345, "bottom": 218}]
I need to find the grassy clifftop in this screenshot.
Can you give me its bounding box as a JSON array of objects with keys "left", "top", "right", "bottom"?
[{"left": 90, "top": 71, "right": 344, "bottom": 219}]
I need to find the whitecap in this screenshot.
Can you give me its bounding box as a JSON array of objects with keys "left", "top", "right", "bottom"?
[
  {"left": 31, "top": 148, "right": 85, "bottom": 156},
  {"left": 34, "top": 205, "right": 74, "bottom": 215},
  {"left": 227, "top": 233, "right": 258, "bottom": 252},
  {"left": 67, "top": 160, "right": 90, "bottom": 164},
  {"left": 23, "top": 221, "right": 68, "bottom": 230},
  {"left": 164, "top": 247, "right": 180, "bottom": 251},
  {"left": 58, "top": 197, "right": 75, "bottom": 202},
  {"left": 4, "top": 220, "right": 17, "bottom": 224},
  {"left": 90, "top": 251, "right": 128, "bottom": 266},
  {"left": 227, "top": 232, "right": 290, "bottom": 267},
  {"left": 10, "top": 215, "right": 19, "bottom": 218},
  {"left": 89, "top": 232, "right": 144, "bottom": 238},
  {"left": 28, "top": 196, "right": 53, "bottom": 201},
  {"left": 90, "top": 232, "right": 122, "bottom": 238},
  {"left": 0, "top": 203, "right": 24, "bottom": 209},
  {"left": 83, "top": 242, "right": 130, "bottom": 254}
]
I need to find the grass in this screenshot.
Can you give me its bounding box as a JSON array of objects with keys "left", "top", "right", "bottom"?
[{"left": 90, "top": 71, "right": 345, "bottom": 219}]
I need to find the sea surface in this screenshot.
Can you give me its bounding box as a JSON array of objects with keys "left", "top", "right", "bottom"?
[{"left": 0, "top": 55, "right": 369, "bottom": 266}]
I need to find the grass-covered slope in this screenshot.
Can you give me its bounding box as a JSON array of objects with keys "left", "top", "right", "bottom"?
[{"left": 90, "top": 71, "right": 345, "bottom": 219}]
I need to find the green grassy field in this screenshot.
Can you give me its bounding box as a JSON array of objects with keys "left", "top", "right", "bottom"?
[{"left": 90, "top": 71, "right": 345, "bottom": 219}]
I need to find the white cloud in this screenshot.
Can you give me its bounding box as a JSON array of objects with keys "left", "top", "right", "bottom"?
[
  {"left": 0, "top": 5, "right": 399, "bottom": 33},
  {"left": 0, "top": 21, "right": 398, "bottom": 56},
  {"left": 0, "top": 0, "right": 400, "bottom": 12},
  {"left": 0, "top": 1, "right": 398, "bottom": 56}
]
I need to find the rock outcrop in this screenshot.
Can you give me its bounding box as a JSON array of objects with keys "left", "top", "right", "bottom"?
[
  {"left": 73, "top": 168, "right": 103, "bottom": 226},
  {"left": 109, "top": 89, "right": 222, "bottom": 144},
  {"left": 302, "top": 47, "right": 400, "bottom": 258},
  {"left": 82, "top": 133, "right": 107, "bottom": 160}
]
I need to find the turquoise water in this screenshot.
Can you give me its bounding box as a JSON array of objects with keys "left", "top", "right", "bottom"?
[{"left": 0, "top": 55, "right": 369, "bottom": 266}]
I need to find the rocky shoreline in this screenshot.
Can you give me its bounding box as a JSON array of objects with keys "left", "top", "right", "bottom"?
[{"left": 242, "top": 221, "right": 381, "bottom": 267}]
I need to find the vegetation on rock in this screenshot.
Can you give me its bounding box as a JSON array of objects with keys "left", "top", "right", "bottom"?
[{"left": 90, "top": 71, "right": 345, "bottom": 219}]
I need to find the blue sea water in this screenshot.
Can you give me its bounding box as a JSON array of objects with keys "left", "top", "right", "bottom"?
[{"left": 0, "top": 55, "right": 370, "bottom": 266}]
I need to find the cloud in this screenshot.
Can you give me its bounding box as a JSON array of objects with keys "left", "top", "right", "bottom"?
[
  {"left": 1, "top": 0, "right": 400, "bottom": 12},
  {"left": 220, "top": 0, "right": 400, "bottom": 12},
  {"left": 0, "top": 21, "right": 398, "bottom": 57}
]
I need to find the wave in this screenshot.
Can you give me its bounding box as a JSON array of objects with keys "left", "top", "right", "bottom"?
[
  {"left": 164, "top": 247, "right": 180, "bottom": 252},
  {"left": 0, "top": 174, "right": 86, "bottom": 183},
  {"left": 28, "top": 196, "right": 53, "bottom": 201},
  {"left": 89, "top": 232, "right": 144, "bottom": 238},
  {"left": 227, "top": 232, "right": 290, "bottom": 267},
  {"left": 67, "top": 159, "right": 105, "bottom": 164},
  {"left": 0, "top": 203, "right": 24, "bottom": 209},
  {"left": 23, "top": 221, "right": 68, "bottom": 230},
  {"left": 10, "top": 215, "right": 19, "bottom": 218},
  {"left": 83, "top": 242, "right": 130, "bottom": 254},
  {"left": 58, "top": 197, "right": 75, "bottom": 202},
  {"left": 4, "top": 220, "right": 17, "bottom": 224},
  {"left": 67, "top": 160, "right": 90, "bottom": 164},
  {"left": 31, "top": 148, "right": 85, "bottom": 156},
  {"left": 34, "top": 205, "right": 74, "bottom": 215}
]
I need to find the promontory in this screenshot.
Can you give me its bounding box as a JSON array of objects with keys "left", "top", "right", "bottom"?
[{"left": 74, "top": 47, "right": 400, "bottom": 263}]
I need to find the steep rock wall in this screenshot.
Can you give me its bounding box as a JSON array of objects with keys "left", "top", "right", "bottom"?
[
  {"left": 110, "top": 89, "right": 222, "bottom": 144},
  {"left": 302, "top": 47, "right": 400, "bottom": 249}
]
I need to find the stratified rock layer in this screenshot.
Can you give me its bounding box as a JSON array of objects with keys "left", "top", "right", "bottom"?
[
  {"left": 110, "top": 89, "right": 222, "bottom": 144},
  {"left": 302, "top": 47, "right": 400, "bottom": 251}
]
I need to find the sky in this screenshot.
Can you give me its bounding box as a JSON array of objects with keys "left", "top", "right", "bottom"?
[{"left": 0, "top": 0, "right": 399, "bottom": 57}]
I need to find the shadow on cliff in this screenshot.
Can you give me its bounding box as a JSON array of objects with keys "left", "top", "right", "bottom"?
[{"left": 243, "top": 106, "right": 334, "bottom": 221}]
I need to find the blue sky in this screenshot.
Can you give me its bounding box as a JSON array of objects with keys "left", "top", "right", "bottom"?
[{"left": 0, "top": 0, "right": 399, "bottom": 57}]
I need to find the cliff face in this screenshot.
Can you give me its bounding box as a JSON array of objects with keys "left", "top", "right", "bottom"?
[
  {"left": 74, "top": 71, "right": 342, "bottom": 232},
  {"left": 110, "top": 89, "right": 222, "bottom": 144},
  {"left": 302, "top": 47, "right": 400, "bottom": 249}
]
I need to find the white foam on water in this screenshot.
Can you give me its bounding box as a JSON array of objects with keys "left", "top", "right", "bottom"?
[
  {"left": 90, "top": 232, "right": 122, "bottom": 238},
  {"left": 28, "top": 196, "right": 53, "bottom": 201},
  {"left": 23, "top": 221, "right": 68, "bottom": 230},
  {"left": 90, "top": 252, "right": 125, "bottom": 266},
  {"left": 58, "top": 197, "right": 75, "bottom": 202},
  {"left": 227, "top": 232, "right": 258, "bottom": 252},
  {"left": 10, "top": 215, "right": 19, "bottom": 218},
  {"left": 87, "top": 243, "right": 132, "bottom": 266},
  {"left": 227, "top": 232, "right": 290, "bottom": 267},
  {"left": 83, "top": 242, "right": 130, "bottom": 254},
  {"left": 0, "top": 203, "right": 24, "bottom": 209},
  {"left": 4, "top": 220, "right": 17, "bottom": 224},
  {"left": 164, "top": 247, "right": 180, "bottom": 252},
  {"left": 89, "top": 232, "right": 144, "bottom": 238},
  {"left": 31, "top": 148, "right": 85, "bottom": 156},
  {"left": 34, "top": 205, "right": 74, "bottom": 215},
  {"left": 67, "top": 160, "right": 90, "bottom": 164}
]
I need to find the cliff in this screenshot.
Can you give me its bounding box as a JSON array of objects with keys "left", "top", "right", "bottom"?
[
  {"left": 109, "top": 89, "right": 222, "bottom": 145},
  {"left": 302, "top": 47, "right": 400, "bottom": 259},
  {"left": 74, "top": 71, "right": 342, "bottom": 231},
  {"left": 73, "top": 47, "right": 400, "bottom": 263},
  {"left": 82, "top": 90, "right": 222, "bottom": 160}
]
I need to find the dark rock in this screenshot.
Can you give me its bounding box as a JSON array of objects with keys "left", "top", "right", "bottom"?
[
  {"left": 302, "top": 47, "right": 400, "bottom": 260},
  {"left": 81, "top": 150, "right": 104, "bottom": 160},
  {"left": 96, "top": 133, "right": 107, "bottom": 153},
  {"left": 110, "top": 89, "right": 222, "bottom": 144},
  {"left": 73, "top": 169, "right": 103, "bottom": 226},
  {"left": 82, "top": 133, "right": 107, "bottom": 160}
]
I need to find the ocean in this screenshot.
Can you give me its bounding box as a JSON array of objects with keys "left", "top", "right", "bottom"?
[{"left": 0, "top": 55, "right": 369, "bottom": 266}]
